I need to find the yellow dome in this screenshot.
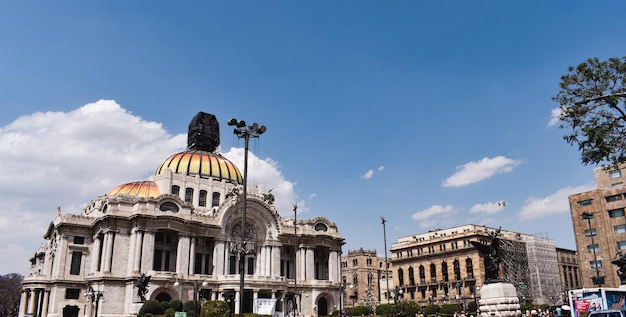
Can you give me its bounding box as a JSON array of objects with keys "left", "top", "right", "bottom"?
[
  {"left": 108, "top": 181, "right": 160, "bottom": 198},
  {"left": 155, "top": 150, "right": 242, "bottom": 184}
]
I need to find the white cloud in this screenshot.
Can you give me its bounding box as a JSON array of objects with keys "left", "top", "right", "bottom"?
[
  {"left": 362, "top": 169, "right": 374, "bottom": 180},
  {"left": 548, "top": 107, "right": 563, "bottom": 127},
  {"left": 442, "top": 156, "right": 522, "bottom": 188},
  {"left": 377, "top": 166, "right": 384, "bottom": 172},
  {"left": 411, "top": 205, "right": 459, "bottom": 221},
  {"left": 519, "top": 184, "right": 595, "bottom": 220},
  {"left": 470, "top": 201, "right": 506, "bottom": 214},
  {"left": 0, "top": 100, "right": 299, "bottom": 274}
]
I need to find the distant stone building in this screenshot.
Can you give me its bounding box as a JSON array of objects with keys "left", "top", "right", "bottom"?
[
  {"left": 556, "top": 247, "right": 582, "bottom": 302},
  {"left": 568, "top": 164, "right": 626, "bottom": 288},
  {"left": 19, "top": 113, "right": 345, "bottom": 317},
  {"left": 340, "top": 249, "right": 390, "bottom": 308},
  {"left": 389, "top": 224, "right": 563, "bottom": 306}
]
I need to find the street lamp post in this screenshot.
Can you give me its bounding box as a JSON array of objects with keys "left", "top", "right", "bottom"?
[
  {"left": 582, "top": 212, "right": 605, "bottom": 286},
  {"left": 381, "top": 217, "right": 391, "bottom": 304},
  {"left": 228, "top": 118, "right": 267, "bottom": 317},
  {"left": 393, "top": 286, "right": 403, "bottom": 315},
  {"left": 86, "top": 287, "right": 104, "bottom": 317}
]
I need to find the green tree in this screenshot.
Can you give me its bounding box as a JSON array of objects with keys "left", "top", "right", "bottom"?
[
  {"left": 0, "top": 273, "right": 23, "bottom": 317},
  {"left": 376, "top": 303, "right": 395, "bottom": 316},
  {"left": 201, "top": 300, "right": 231, "bottom": 317},
  {"left": 439, "top": 303, "right": 462, "bottom": 316},
  {"left": 170, "top": 299, "right": 184, "bottom": 312},
  {"left": 398, "top": 301, "right": 421, "bottom": 317},
  {"left": 423, "top": 304, "right": 440, "bottom": 317},
  {"left": 553, "top": 56, "right": 626, "bottom": 167}
]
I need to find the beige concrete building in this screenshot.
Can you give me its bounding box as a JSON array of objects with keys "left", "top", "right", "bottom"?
[
  {"left": 340, "top": 249, "right": 390, "bottom": 308},
  {"left": 19, "top": 113, "right": 345, "bottom": 317},
  {"left": 389, "top": 225, "right": 563, "bottom": 306},
  {"left": 568, "top": 164, "right": 626, "bottom": 288}
]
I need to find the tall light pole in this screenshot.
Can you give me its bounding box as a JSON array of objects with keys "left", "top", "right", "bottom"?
[
  {"left": 381, "top": 217, "right": 390, "bottom": 304},
  {"left": 175, "top": 279, "right": 208, "bottom": 316},
  {"left": 582, "top": 211, "right": 605, "bottom": 286},
  {"left": 293, "top": 202, "right": 299, "bottom": 317},
  {"left": 228, "top": 118, "right": 267, "bottom": 317}
]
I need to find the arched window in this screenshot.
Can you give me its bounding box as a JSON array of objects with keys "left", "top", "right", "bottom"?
[
  {"left": 398, "top": 268, "right": 404, "bottom": 286},
  {"left": 185, "top": 188, "right": 194, "bottom": 204},
  {"left": 212, "top": 192, "right": 220, "bottom": 207},
  {"left": 430, "top": 263, "right": 436, "bottom": 283},
  {"left": 408, "top": 266, "right": 415, "bottom": 285},
  {"left": 199, "top": 190, "right": 207, "bottom": 207},
  {"left": 453, "top": 260, "right": 461, "bottom": 280},
  {"left": 441, "top": 262, "right": 449, "bottom": 282},
  {"left": 171, "top": 185, "right": 180, "bottom": 196},
  {"left": 419, "top": 265, "right": 426, "bottom": 284},
  {"left": 466, "top": 258, "right": 474, "bottom": 279}
]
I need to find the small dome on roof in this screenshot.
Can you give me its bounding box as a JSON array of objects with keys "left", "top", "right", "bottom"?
[
  {"left": 155, "top": 150, "right": 242, "bottom": 184},
  {"left": 108, "top": 181, "right": 160, "bottom": 198}
]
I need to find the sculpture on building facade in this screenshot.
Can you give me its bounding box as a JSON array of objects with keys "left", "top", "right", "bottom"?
[
  {"left": 612, "top": 251, "right": 626, "bottom": 284},
  {"left": 470, "top": 227, "right": 503, "bottom": 283},
  {"left": 136, "top": 273, "right": 151, "bottom": 302}
]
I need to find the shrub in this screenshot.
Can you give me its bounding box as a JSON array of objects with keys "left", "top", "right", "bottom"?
[
  {"left": 350, "top": 305, "right": 373, "bottom": 316},
  {"left": 139, "top": 300, "right": 164, "bottom": 316},
  {"left": 170, "top": 299, "right": 184, "bottom": 312},
  {"left": 161, "top": 301, "right": 171, "bottom": 312},
  {"left": 165, "top": 308, "right": 176, "bottom": 317},
  {"left": 423, "top": 304, "right": 440, "bottom": 317},
  {"left": 184, "top": 300, "right": 197, "bottom": 313},
  {"left": 399, "top": 301, "right": 422, "bottom": 317},
  {"left": 376, "top": 303, "right": 396, "bottom": 316},
  {"left": 440, "top": 303, "right": 462, "bottom": 316}
]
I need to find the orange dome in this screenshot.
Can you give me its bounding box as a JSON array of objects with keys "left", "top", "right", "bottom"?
[
  {"left": 155, "top": 150, "right": 242, "bottom": 184},
  {"left": 108, "top": 181, "right": 160, "bottom": 198}
]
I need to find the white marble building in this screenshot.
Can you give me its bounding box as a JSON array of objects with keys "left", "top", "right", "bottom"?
[{"left": 20, "top": 113, "right": 345, "bottom": 317}]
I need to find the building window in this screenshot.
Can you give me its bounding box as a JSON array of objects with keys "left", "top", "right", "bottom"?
[
  {"left": 615, "top": 225, "right": 626, "bottom": 234},
  {"left": 185, "top": 188, "right": 194, "bottom": 203},
  {"left": 466, "top": 258, "right": 474, "bottom": 278},
  {"left": 585, "top": 228, "right": 597, "bottom": 236},
  {"left": 609, "top": 208, "right": 625, "bottom": 218},
  {"left": 578, "top": 199, "right": 593, "bottom": 206},
  {"left": 199, "top": 190, "right": 207, "bottom": 207},
  {"left": 70, "top": 251, "right": 82, "bottom": 275},
  {"left": 610, "top": 170, "right": 622, "bottom": 179},
  {"left": 587, "top": 244, "right": 600, "bottom": 253},
  {"left": 618, "top": 241, "right": 626, "bottom": 251},
  {"left": 171, "top": 185, "right": 180, "bottom": 196},
  {"left": 212, "top": 192, "right": 220, "bottom": 207},
  {"left": 65, "top": 288, "right": 80, "bottom": 299},
  {"left": 73, "top": 236, "right": 85, "bottom": 244},
  {"left": 229, "top": 255, "right": 237, "bottom": 274},
  {"left": 590, "top": 260, "right": 603, "bottom": 269},
  {"left": 613, "top": 182, "right": 624, "bottom": 188},
  {"left": 247, "top": 256, "right": 255, "bottom": 275},
  {"left": 606, "top": 194, "right": 623, "bottom": 202}
]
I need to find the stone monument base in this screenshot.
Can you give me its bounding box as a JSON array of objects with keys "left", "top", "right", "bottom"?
[{"left": 478, "top": 282, "right": 522, "bottom": 317}]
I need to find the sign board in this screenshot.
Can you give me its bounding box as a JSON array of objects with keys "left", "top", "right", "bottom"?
[
  {"left": 254, "top": 298, "right": 277, "bottom": 315},
  {"left": 175, "top": 312, "right": 187, "bottom": 317}
]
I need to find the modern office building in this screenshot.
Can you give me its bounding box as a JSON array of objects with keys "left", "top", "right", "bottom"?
[
  {"left": 19, "top": 113, "right": 345, "bottom": 317},
  {"left": 389, "top": 224, "right": 563, "bottom": 306},
  {"left": 568, "top": 164, "right": 626, "bottom": 288}
]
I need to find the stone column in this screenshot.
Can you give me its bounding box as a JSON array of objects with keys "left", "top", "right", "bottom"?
[
  {"left": 214, "top": 240, "right": 225, "bottom": 275},
  {"left": 18, "top": 289, "right": 27, "bottom": 317},
  {"left": 133, "top": 230, "right": 144, "bottom": 273},
  {"left": 259, "top": 246, "right": 266, "bottom": 276},
  {"left": 272, "top": 245, "right": 281, "bottom": 278},
  {"left": 266, "top": 246, "right": 272, "bottom": 277},
  {"left": 306, "top": 247, "right": 315, "bottom": 280},
  {"left": 41, "top": 290, "right": 49, "bottom": 317},
  {"left": 91, "top": 235, "right": 102, "bottom": 273},
  {"left": 189, "top": 237, "right": 197, "bottom": 275},
  {"left": 329, "top": 249, "right": 338, "bottom": 282},
  {"left": 103, "top": 231, "right": 115, "bottom": 272},
  {"left": 127, "top": 228, "right": 138, "bottom": 274},
  {"left": 26, "top": 289, "right": 36, "bottom": 316},
  {"left": 177, "top": 234, "right": 191, "bottom": 275},
  {"left": 141, "top": 230, "right": 156, "bottom": 273}
]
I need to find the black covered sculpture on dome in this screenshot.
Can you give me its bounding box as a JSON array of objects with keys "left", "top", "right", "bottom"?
[
  {"left": 470, "top": 227, "right": 503, "bottom": 284},
  {"left": 188, "top": 112, "right": 220, "bottom": 152}
]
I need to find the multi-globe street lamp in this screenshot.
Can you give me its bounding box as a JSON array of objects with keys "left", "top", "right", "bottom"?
[
  {"left": 174, "top": 279, "right": 208, "bottom": 316},
  {"left": 85, "top": 287, "right": 104, "bottom": 317},
  {"left": 381, "top": 216, "right": 391, "bottom": 304},
  {"left": 228, "top": 118, "right": 267, "bottom": 317}
]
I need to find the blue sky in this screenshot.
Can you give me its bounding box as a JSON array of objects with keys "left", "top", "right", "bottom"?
[{"left": 1, "top": 1, "right": 625, "bottom": 275}]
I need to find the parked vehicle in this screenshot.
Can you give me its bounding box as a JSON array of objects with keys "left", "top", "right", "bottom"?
[{"left": 568, "top": 288, "right": 626, "bottom": 317}]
